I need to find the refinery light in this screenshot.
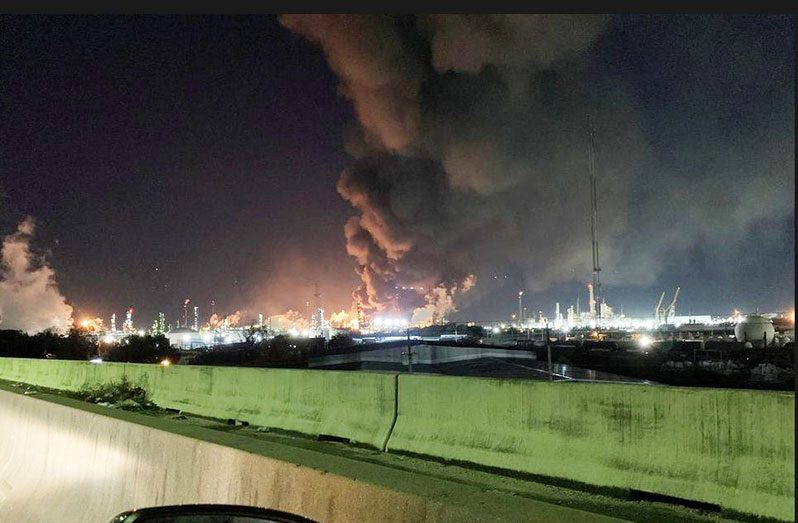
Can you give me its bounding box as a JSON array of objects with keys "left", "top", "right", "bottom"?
[{"left": 371, "top": 317, "right": 408, "bottom": 328}]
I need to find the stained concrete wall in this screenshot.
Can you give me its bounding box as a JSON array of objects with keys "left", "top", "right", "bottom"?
[
  {"left": 0, "top": 357, "right": 793, "bottom": 520},
  {"left": 0, "top": 388, "right": 477, "bottom": 523},
  {"left": 388, "top": 375, "right": 794, "bottom": 521},
  {"left": 122, "top": 364, "right": 397, "bottom": 449},
  {"left": 0, "top": 357, "right": 122, "bottom": 391},
  {"left": 0, "top": 358, "right": 396, "bottom": 449}
]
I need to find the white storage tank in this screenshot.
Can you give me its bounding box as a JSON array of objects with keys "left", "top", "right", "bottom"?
[
  {"left": 166, "top": 327, "right": 201, "bottom": 349},
  {"left": 734, "top": 315, "right": 775, "bottom": 348}
]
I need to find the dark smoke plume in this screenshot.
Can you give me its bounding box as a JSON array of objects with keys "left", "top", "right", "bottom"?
[{"left": 281, "top": 15, "right": 794, "bottom": 320}]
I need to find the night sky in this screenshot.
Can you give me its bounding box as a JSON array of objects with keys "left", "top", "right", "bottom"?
[{"left": 1, "top": 15, "right": 794, "bottom": 329}]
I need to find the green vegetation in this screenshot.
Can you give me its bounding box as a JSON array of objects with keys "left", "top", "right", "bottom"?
[
  {"left": 0, "top": 329, "right": 180, "bottom": 364},
  {"left": 100, "top": 334, "right": 181, "bottom": 364},
  {"left": 327, "top": 332, "right": 354, "bottom": 350},
  {"left": 77, "top": 377, "right": 155, "bottom": 410},
  {"left": 0, "top": 328, "right": 94, "bottom": 360},
  {"left": 192, "top": 335, "right": 324, "bottom": 367}
]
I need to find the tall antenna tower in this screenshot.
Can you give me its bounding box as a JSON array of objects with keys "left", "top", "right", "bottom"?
[{"left": 587, "top": 116, "right": 602, "bottom": 327}]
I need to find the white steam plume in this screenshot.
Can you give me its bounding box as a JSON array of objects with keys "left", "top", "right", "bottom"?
[{"left": 0, "top": 217, "right": 73, "bottom": 334}]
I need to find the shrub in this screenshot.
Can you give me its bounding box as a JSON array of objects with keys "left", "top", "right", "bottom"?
[{"left": 77, "top": 377, "right": 154, "bottom": 410}]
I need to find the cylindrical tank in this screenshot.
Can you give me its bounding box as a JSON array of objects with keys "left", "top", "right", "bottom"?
[{"left": 734, "top": 315, "right": 775, "bottom": 348}]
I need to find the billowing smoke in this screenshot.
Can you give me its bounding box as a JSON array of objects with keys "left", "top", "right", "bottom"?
[
  {"left": 281, "top": 14, "right": 619, "bottom": 318},
  {"left": 79, "top": 317, "right": 105, "bottom": 333},
  {"left": 268, "top": 310, "right": 309, "bottom": 331},
  {"left": 0, "top": 217, "right": 74, "bottom": 334},
  {"left": 281, "top": 15, "right": 794, "bottom": 318},
  {"left": 207, "top": 310, "right": 241, "bottom": 329},
  {"left": 411, "top": 274, "right": 476, "bottom": 326},
  {"left": 329, "top": 309, "right": 357, "bottom": 329}
]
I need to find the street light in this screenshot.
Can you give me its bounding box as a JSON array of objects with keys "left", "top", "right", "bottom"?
[{"left": 518, "top": 291, "right": 524, "bottom": 327}]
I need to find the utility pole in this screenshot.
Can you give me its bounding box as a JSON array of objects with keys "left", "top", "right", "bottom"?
[
  {"left": 518, "top": 291, "right": 524, "bottom": 328},
  {"left": 403, "top": 326, "right": 414, "bottom": 373},
  {"left": 546, "top": 323, "right": 553, "bottom": 381}
]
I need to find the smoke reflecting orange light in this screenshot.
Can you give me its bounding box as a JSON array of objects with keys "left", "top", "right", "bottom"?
[{"left": 79, "top": 317, "right": 104, "bottom": 333}]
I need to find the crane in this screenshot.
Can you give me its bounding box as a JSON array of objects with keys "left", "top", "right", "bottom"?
[
  {"left": 654, "top": 292, "right": 665, "bottom": 324},
  {"left": 662, "top": 287, "right": 680, "bottom": 325}
]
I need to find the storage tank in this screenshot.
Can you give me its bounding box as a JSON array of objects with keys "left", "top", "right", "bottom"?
[{"left": 734, "top": 315, "right": 775, "bottom": 348}]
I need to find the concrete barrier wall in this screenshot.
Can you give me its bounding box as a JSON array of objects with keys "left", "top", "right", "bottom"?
[
  {"left": 1, "top": 357, "right": 793, "bottom": 520},
  {"left": 0, "top": 358, "right": 396, "bottom": 449},
  {"left": 121, "top": 364, "right": 397, "bottom": 448},
  {"left": 387, "top": 375, "right": 794, "bottom": 521},
  {"left": 0, "top": 388, "right": 471, "bottom": 523},
  {"left": 0, "top": 357, "right": 125, "bottom": 391}
]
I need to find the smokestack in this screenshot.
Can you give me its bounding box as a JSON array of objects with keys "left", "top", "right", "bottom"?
[
  {"left": 110, "top": 313, "right": 116, "bottom": 332},
  {"left": 124, "top": 308, "right": 133, "bottom": 334},
  {"left": 193, "top": 306, "right": 199, "bottom": 331},
  {"left": 588, "top": 283, "right": 595, "bottom": 317}
]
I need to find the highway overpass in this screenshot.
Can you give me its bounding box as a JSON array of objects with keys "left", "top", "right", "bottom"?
[{"left": 0, "top": 358, "right": 793, "bottom": 522}]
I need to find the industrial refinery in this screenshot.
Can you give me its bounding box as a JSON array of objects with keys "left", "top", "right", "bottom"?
[{"left": 68, "top": 114, "right": 793, "bottom": 365}]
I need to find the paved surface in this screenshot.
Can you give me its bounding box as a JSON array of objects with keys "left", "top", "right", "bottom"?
[
  {"left": 434, "top": 357, "right": 654, "bottom": 383},
  {"left": 313, "top": 349, "right": 653, "bottom": 383}
]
